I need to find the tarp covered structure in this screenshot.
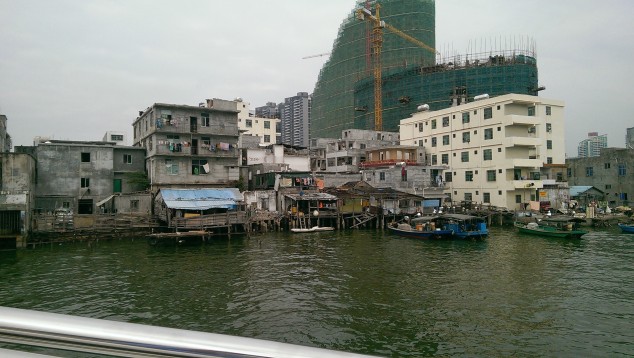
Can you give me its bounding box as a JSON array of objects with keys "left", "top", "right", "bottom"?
[{"left": 157, "top": 188, "right": 242, "bottom": 210}]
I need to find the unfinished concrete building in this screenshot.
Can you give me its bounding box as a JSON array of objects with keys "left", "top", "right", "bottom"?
[{"left": 0, "top": 153, "right": 36, "bottom": 248}]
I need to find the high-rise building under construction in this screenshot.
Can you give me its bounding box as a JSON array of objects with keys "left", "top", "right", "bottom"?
[{"left": 310, "top": 0, "right": 540, "bottom": 139}]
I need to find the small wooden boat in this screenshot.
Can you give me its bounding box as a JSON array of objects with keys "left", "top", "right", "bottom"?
[
  {"left": 388, "top": 216, "right": 454, "bottom": 240},
  {"left": 515, "top": 216, "right": 587, "bottom": 239},
  {"left": 291, "top": 226, "right": 335, "bottom": 233},
  {"left": 617, "top": 223, "right": 634, "bottom": 233}
]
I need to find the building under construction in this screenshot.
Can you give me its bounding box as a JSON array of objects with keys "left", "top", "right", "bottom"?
[{"left": 310, "top": 0, "right": 540, "bottom": 138}]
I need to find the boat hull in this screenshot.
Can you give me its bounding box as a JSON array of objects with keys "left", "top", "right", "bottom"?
[
  {"left": 388, "top": 226, "right": 455, "bottom": 239},
  {"left": 291, "top": 226, "right": 335, "bottom": 233},
  {"left": 618, "top": 224, "right": 634, "bottom": 233},
  {"left": 515, "top": 222, "right": 587, "bottom": 239}
]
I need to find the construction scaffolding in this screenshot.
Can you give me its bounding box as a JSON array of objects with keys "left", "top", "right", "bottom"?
[{"left": 310, "top": 0, "right": 436, "bottom": 139}]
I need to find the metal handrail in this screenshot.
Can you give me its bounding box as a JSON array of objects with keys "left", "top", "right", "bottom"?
[{"left": 0, "top": 307, "right": 376, "bottom": 358}]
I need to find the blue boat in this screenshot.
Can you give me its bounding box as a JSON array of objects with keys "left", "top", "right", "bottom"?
[
  {"left": 618, "top": 223, "right": 634, "bottom": 233},
  {"left": 434, "top": 214, "right": 488, "bottom": 239}
]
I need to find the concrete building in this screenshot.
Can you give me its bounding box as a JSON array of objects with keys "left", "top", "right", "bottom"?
[
  {"left": 281, "top": 92, "right": 310, "bottom": 148},
  {"left": 236, "top": 99, "right": 279, "bottom": 146},
  {"left": 566, "top": 147, "right": 632, "bottom": 207},
  {"left": 0, "top": 153, "right": 36, "bottom": 248},
  {"left": 103, "top": 131, "right": 128, "bottom": 146},
  {"left": 577, "top": 132, "right": 607, "bottom": 158},
  {"left": 400, "top": 94, "right": 566, "bottom": 210},
  {"left": 133, "top": 99, "right": 240, "bottom": 191},
  {"left": 626, "top": 127, "right": 634, "bottom": 149},
  {"left": 33, "top": 140, "right": 147, "bottom": 214},
  {"left": 0, "top": 115, "right": 12, "bottom": 153},
  {"left": 310, "top": 129, "right": 400, "bottom": 173}
]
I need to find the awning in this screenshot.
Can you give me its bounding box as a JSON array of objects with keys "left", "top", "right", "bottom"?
[{"left": 96, "top": 195, "right": 115, "bottom": 207}]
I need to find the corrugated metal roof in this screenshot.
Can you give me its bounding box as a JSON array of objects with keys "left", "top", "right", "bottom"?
[
  {"left": 569, "top": 186, "right": 594, "bottom": 197},
  {"left": 160, "top": 188, "right": 242, "bottom": 210}
]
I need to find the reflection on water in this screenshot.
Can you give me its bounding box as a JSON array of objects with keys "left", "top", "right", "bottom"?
[{"left": 1, "top": 228, "right": 633, "bottom": 357}]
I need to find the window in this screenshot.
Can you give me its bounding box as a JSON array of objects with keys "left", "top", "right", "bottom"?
[
  {"left": 605, "top": 184, "right": 612, "bottom": 190},
  {"left": 546, "top": 123, "right": 552, "bottom": 132},
  {"left": 201, "top": 113, "right": 210, "bottom": 127},
  {"left": 431, "top": 137, "right": 437, "bottom": 147},
  {"left": 546, "top": 106, "right": 552, "bottom": 115},
  {"left": 528, "top": 106, "right": 535, "bottom": 116},
  {"left": 487, "top": 170, "right": 496, "bottom": 181},
  {"left": 78, "top": 199, "right": 93, "bottom": 214},
  {"left": 586, "top": 167, "right": 593, "bottom": 177},
  {"left": 246, "top": 119, "right": 253, "bottom": 128},
  {"left": 441, "top": 153, "right": 449, "bottom": 164},
  {"left": 465, "top": 193, "right": 472, "bottom": 201},
  {"left": 619, "top": 164, "right": 627, "bottom": 176},
  {"left": 445, "top": 172, "right": 452, "bottom": 182},
  {"left": 192, "top": 159, "right": 208, "bottom": 175},
  {"left": 442, "top": 135, "right": 450, "bottom": 145},
  {"left": 379, "top": 172, "right": 385, "bottom": 181},
  {"left": 461, "top": 151, "right": 469, "bottom": 162},
  {"left": 81, "top": 152, "right": 90, "bottom": 162},
  {"left": 484, "top": 128, "right": 493, "bottom": 140},
  {"left": 462, "top": 112, "right": 470, "bottom": 124},
  {"left": 123, "top": 154, "right": 132, "bottom": 164},
  {"left": 604, "top": 163, "right": 611, "bottom": 169},
  {"left": 81, "top": 177, "right": 90, "bottom": 188},
  {"left": 264, "top": 135, "right": 271, "bottom": 142},
  {"left": 110, "top": 134, "right": 123, "bottom": 141},
  {"left": 516, "top": 195, "right": 522, "bottom": 204},
  {"left": 431, "top": 119, "right": 437, "bottom": 129},
  {"left": 547, "top": 140, "right": 552, "bottom": 150},
  {"left": 442, "top": 116, "right": 449, "bottom": 127},
  {"left": 567, "top": 168, "right": 572, "bottom": 177},
  {"left": 483, "top": 193, "right": 491, "bottom": 203},
  {"left": 418, "top": 123, "right": 424, "bottom": 132},
  {"left": 431, "top": 155, "right": 437, "bottom": 165},
  {"left": 165, "top": 159, "right": 178, "bottom": 175},
  {"left": 465, "top": 171, "right": 474, "bottom": 181},
  {"left": 130, "top": 200, "right": 139, "bottom": 212},
  {"left": 547, "top": 157, "right": 553, "bottom": 164},
  {"left": 483, "top": 149, "right": 492, "bottom": 160},
  {"left": 484, "top": 107, "right": 493, "bottom": 119},
  {"left": 264, "top": 121, "right": 270, "bottom": 129},
  {"left": 462, "top": 132, "right": 470, "bottom": 143}
]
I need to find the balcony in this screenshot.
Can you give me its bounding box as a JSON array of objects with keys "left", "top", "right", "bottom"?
[
  {"left": 512, "top": 180, "right": 544, "bottom": 189},
  {"left": 155, "top": 144, "right": 238, "bottom": 158},
  {"left": 512, "top": 158, "right": 542, "bottom": 168},
  {"left": 505, "top": 115, "right": 540, "bottom": 127},
  {"left": 504, "top": 137, "right": 541, "bottom": 147}
]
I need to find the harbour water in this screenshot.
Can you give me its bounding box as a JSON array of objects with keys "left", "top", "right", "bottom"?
[{"left": 1, "top": 227, "right": 633, "bottom": 357}]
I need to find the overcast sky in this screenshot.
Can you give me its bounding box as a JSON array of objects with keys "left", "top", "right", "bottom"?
[{"left": 1, "top": 0, "right": 633, "bottom": 155}]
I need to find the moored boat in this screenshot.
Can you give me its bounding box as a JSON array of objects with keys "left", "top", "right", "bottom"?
[
  {"left": 515, "top": 216, "right": 587, "bottom": 239},
  {"left": 617, "top": 223, "right": 634, "bottom": 233},
  {"left": 291, "top": 226, "right": 335, "bottom": 233},
  {"left": 388, "top": 216, "right": 454, "bottom": 240},
  {"left": 434, "top": 214, "right": 488, "bottom": 239}
]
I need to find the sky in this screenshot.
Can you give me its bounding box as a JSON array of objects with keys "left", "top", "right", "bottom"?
[{"left": 1, "top": 0, "right": 633, "bottom": 156}]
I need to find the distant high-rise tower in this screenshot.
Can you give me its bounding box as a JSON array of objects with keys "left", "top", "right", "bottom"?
[
  {"left": 577, "top": 132, "right": 607, "bottom": 157},
  {"left": 255, "top": 102, "right": 281, "bottom": 119},
  {"left": 626, "top": 127, "right": 634, "bottom": 149},
  {"left": 281, "top": 92, "right": 311, "bottom": 147}
]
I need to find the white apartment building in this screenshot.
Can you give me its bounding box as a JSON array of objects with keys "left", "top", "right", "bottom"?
[
  {"left": 400, "top": 94, "right": 565, "bottom": 210},
  {"left": 235, "top": 98, "right": 279, "bottom": 146}
]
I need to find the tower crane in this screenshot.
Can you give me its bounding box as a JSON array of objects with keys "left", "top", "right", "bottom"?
[{"left": 356, "top": 5, "right": 436, "bottom": 131}]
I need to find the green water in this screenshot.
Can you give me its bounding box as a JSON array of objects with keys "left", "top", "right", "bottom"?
[{"left": 1, "top": 228, "right": 633, "bottom": 357}]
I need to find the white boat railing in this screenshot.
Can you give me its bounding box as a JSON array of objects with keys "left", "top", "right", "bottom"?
[{"left": 0, "top": 306, "right": 376, "bottom": 358}]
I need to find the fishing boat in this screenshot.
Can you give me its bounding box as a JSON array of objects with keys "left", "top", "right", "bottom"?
[
  {"left": 388, "top": 216, "right": 454, "bottom": 240},
  {"left": 515, "top": 216, "right": 587, "bottom": 239},
  {"left": 290, "top": 226, "right": 335, "bottom": 233},
  {"left": 435, "top": 214, "right": 489, "bottom": 239},
  {"left": 617, "top": 223, "right": 634, "bottom": 233}
]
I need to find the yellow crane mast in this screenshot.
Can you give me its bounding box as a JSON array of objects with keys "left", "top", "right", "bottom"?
[{"left": 356, "top": 5, "right": 436, "bottom": 131}]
